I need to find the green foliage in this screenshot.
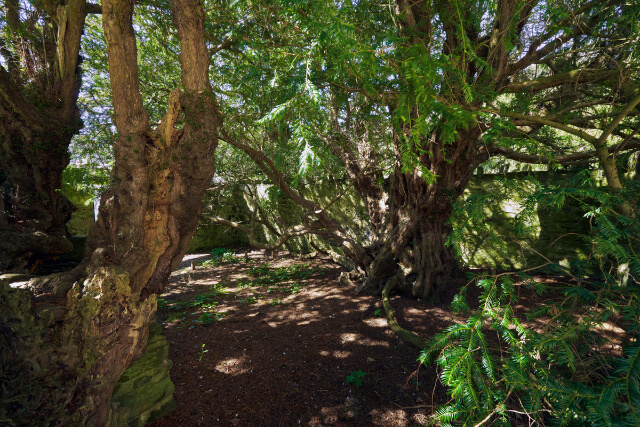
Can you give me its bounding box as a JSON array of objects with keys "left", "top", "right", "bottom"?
[
  {"left": 197, "top": 312, "right": 225, "bottom": 326},
  {"left": 199, "top": 248, "right": 238, "bottom": 267},
  {"left": 240, "top": 296, "right": 258, "bottom": 304},
  {"left": 247, "top": 262, "right": 317, "bottom": 282},
  {"left": 158, "top": 284, "right": 226, "bottom": 328},
  {"left": 61, "top": 165, "right": 110, "bottom": 204},
  {"left": 422, "top": 177, "right": 640, "bottom": 426},
  {"left": 422, "top": 274, "right": 640, "bottom": 425},
  {"left": 346, "top": 370, "right": 367, "bottom": 388},
  {"left": 197, "top": 344, "right": 208, "bottom": 362},
  {"left": 233, "top": 262, "right": 325, "bottom": 296}
]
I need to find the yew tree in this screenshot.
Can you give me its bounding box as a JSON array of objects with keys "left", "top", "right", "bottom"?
[
  {"left": 363, "top": 0, "right": 639, "bottom": 300},
  {"left": 1, "top": 0, "right": 222, "bottom": 423},
  {"left": 0, "top": 0, "right": 99, "bottom": 271},
  {"left": 209, "top": 0, "right": 639, "bottom": 303}
]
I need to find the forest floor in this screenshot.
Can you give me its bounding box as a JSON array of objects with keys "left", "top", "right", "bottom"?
[{"left": 146, "top": 248, "right": 589, "bottom": 427}]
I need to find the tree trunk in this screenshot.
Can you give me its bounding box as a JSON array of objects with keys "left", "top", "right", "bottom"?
[
  {"left": 357, "top": 172, "right": 459, "bottom": 302},
  {"left": 355, "top": 131, "right": 481, "bottom": 302},
  {"left": 0, "top": 0, "right": 87, "bottom": 272},
  {"left": 0, "top": 114, "right": 76, "bottom": 271},
  {"left": 0, "top": 0, "right": 220, "bottom": 424}
]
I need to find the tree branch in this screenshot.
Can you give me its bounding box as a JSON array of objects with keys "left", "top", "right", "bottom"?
[
  {"left": 218, "top": 128, "right": 371, "bottom": 267},
  {"left": 595, "top": 91, "right": 640, "bottom": 149},
  {"left": 101, "top": 0, "right": 149, "bottom": 135},
  {"left": 489, "top": 139, "right": 640, "bottom": 165},
  {"left": 503, "top": 68, "right": 622, "bottom": 93},
  {"left": 0, "top": 66, "right": 47, "bottom": 129},
  {"left": 208, "top": 36, "right": 233, "bottom": 56},
  {"left": 481, "top": 108, "right": 597, "bottom": 143},
  {"left": 505, "top": 2, "right": 600, "bottom": 76},
  {"left": 205, "top": 216, "right": 318, "bottom": 250}
]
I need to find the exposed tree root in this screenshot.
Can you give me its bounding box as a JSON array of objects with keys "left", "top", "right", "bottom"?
[{"left": 382, "top": 279, "right": 428, "bottom": 349}]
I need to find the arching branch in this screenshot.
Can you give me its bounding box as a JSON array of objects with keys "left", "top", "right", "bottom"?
[
  {"left": 481, "top": 108, "right": 597, "bottom": 143},
  {"left": 488, "top": 139, "right": 640, "bottom": 165},
  {"left": 218, "top": 128, "right": 371, "bottom": 268},
  {"left": 503, "top": 68, "right": 623, "bottom": 93}
]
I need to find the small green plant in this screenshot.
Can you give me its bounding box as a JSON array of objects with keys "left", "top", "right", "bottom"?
[
  {"left": 287, "top": 284, "right": 302, "bottom": 294},
  {"left": 196, "top": 312, "right": 225, "bottom": 327},
  {"left": 373, "top": 308, "right": 384, "bottom": 317},
  {"left": 346, "top": 370, "right": 367, "bottom": 387},
  {"left": 247, "top": 263, "right": 321, "bottom": 287},
  {"left": 199, "top": 248, "right": 238, "bottom": 267},
  {"left": 158, "top": 284, "right": 227, "bottom": 327},
  {"left": 197, "top": 343, "right": 209, "bottom": 362},
  {"left": 163, "top": 312, "right": 185, "bottom": 324}
]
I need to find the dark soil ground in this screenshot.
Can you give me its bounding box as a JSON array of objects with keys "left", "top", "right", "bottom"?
[
  {"left": 148, "top": 249, "right": 458, "bottom": 426},
  {"left": 147, "top": 249, "right": 624, "bottom": 427}
]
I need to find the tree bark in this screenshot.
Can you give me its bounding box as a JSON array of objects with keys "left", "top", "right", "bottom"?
[
  {"left": 356, "top": 130, "right": 481, "bottom": 302},
  {"left": 0, "top": 0, "right": 87, "bottom": 272},
  {"left": 0, "top": 0, "right": 221, "bottom": 424}
]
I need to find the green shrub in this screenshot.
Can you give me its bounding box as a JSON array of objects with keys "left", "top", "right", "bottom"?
[{"left": 421, "top": 177, "right": 640, "bottom": 426}]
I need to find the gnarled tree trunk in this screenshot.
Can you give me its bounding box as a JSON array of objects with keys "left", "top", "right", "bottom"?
[
  {"left": 355, "top": 131, "right": 481, "bottom": 302},
  {"left": 0, "top": 0, "right": 220, "bottom": 424},
  {"left": 0, "top": 110, "right": 76, "bottom": 271},
  {"left": 0, "top": 0, "right": 87, "bottom": 272}
]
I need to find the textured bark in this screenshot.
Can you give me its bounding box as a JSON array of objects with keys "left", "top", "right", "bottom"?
[
  {"left": 0, "top": 0, "right": 86, "bottom": 272},
  {"left": 1, "top": 0, "right": 220, "bottom": 424},
  {"left": 356, "top": 130, "right": 481, "bottom": 302}
]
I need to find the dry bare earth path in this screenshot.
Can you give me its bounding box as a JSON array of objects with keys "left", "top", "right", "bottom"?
[{"left": 149, "top": 250, "right": 461, "bottom": 426}]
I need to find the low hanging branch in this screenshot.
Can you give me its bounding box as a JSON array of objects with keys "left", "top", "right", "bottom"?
[
  {"left": 218, "top": 128, "right": 372, "bottom": 268},
  {"left": 503, "top": 68, "right": 624, "bottom": 93}
]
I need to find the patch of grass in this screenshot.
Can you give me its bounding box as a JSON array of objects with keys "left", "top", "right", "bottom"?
[
  {"left": 236, "top": 263, "right": 324, "bottom": 295},
  {"left": 346, "top": 370, "right": 367, "bottom": 387},
  {"left": 287, "top": 284, "right": 302, "bottom": 294},
  {"left": 247, "top": 263, "right": 322, "bottom": 286},
  {"left": 159, "top": 284, "right": 226, "bottom": 327},
  {"left": 160, "top": 284, "right": 225, "bottom": 311},
  {"left": 237, "top": 280, "right": 254, "bottom": 289},
  {"left": 157, "top": 297, "right": 171, "bottom": 309},
  {"left": 196, "top": 312, "right": 225, "bottom": 326},
  {"left": 163, "top": 312, "right": 186, "bottom": 324},
  {"left": 199, "top": 248, "right": 239, "bottom": 267}
]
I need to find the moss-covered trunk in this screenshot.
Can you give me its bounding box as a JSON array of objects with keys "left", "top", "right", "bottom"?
[
  {"left": 0, "top": 0, "right": 87, "bottom": 272},
  {"left": 0, "top": 0, "right": 220, "bottom": 424}
]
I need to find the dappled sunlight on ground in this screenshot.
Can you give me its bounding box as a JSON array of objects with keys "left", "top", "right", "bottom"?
[
  {"left": 362, "top": 317, "right": 388, "bottom": 328},
  {"left": 319, "top": 350, "right": 352, "bottom": 359},
  {"left": 215, "top": 356, "right": 251, "bottom": 376},
  {"left": 149, "top": 249, "right": 453, "bottom": 426},
  {"left": 149, "top": 250, "right": 629, "bottom": 426}
]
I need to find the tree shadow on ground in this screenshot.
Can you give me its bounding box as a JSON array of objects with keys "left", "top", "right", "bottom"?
[
  {"left": 150, "top": 251, "right": 627, "bottom": 426},
  {"left": 149, "top": 250, "right": 459, "bottom": 426}
]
